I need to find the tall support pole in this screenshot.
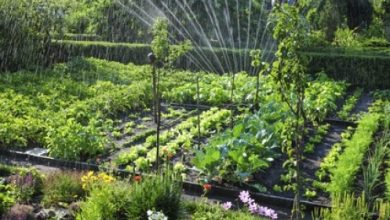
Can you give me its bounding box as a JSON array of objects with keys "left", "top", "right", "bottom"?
[
  {"left": 148, "top": 53, "right": 161, "bottom": 172},
  {"left": 230, "top": 72, "right": 235, "bottom": 129},
  {"left": 196, "top": 74, "right": 201, "bottom": 150},
  {"left": 156, "top": 69, "right": 161, "bottom": 172}
]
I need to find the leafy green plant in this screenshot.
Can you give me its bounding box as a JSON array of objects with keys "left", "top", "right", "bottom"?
[
  {"left": 327, "top": 113, "right": 381, "bottom": 195},
  {"left": 125, "top": 171, "right": 182, "bottom": 220},
  {"left": 312, "top": 193, "right": 369, "bottom": 220},
  {"left": 77, "top": 180, "right": 132, "bottom": 220},
  {"left": 338, "top": 88, "right": 363, "bottom": 120},
  {"left": 362, "top": 129, "right": 389, "bottom": 207},
  {"left": 0, "top": 184, "right": 15, "bottom": 216},
  {"left": 183, "top": 200, "right": 262, "bottom": 220},
  {"left": 42, "top": 171, "right": 85, "bottom": 206},
  {"left": 332, "top": 27, "right": 362, "bottom": 47}
]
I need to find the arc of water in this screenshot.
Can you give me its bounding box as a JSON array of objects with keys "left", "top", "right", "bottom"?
[
  {"left": 178, "top": 0, "right": 227, "bottom": 73},
  {"left": 202, "top": 1, "right": 234, "bottom": 74},
  {"left": 236, "top": 0, "right": 243, "bottom": 71},
  {"left": 157, "top": 1, "right": 221, "bottom": 74},
  {"left": 250, "top": 0, "right": 266, "bottom": 75},
  {"left": 243, "top": 0, "right": 253, "bottom": 71},
  {"left": 117, "top": 0, "right": 209, "bottom": 72},
  {"left": 223, "top": 0, "right": 238, "bottom": 73}
]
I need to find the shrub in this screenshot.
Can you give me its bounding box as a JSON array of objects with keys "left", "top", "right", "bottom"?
[
  {"left": 42, "top": 172, "right": 85, "bottom": 206},
  {"left": 332, "top": 27, "right": 362, "bottom": 47},
  {"left": 312, "top": 193, "right": 369, "bottom": 220},
  {"left": 6, "top": 171, "right": 43, "bottom": 203},
  {"left": 77, "top": 171, "right": 182, "bottom": 220},
  {"left": 77, "top": 181, "right": 131, "bottom": 220},
  {"left": 125, "top": 172, "right": 182, "bottom": 220},
  {"left": 0, "top": 184, "right": 15, "bottom": 216},
  {"left": 45, "top": 118, "right": 107, "bottom": 160}
]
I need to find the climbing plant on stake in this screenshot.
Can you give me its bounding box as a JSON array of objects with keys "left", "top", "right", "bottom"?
[
  {"left": 150, "top": 17, "right": 192, "bottom": 170},
  {"left": 250, "top": 49, "right": 269, "bottom": 111},
  {"left": 270, "top": 3, "right": 310, "bottom": 220}
]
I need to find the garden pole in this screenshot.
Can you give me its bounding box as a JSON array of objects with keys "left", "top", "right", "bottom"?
[
  {"left": 196, "top": 74, "right": 201, "bottom": 150},
  {"left": 230, "top": 72, "right": 235, "bottom": 129},
  {"left": 156, "top": 69, "right": 161, "bottom": 172}
]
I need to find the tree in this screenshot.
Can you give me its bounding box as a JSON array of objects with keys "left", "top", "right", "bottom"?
[{"left": 270, "top": 3, "right": 310, "bottom": 219}]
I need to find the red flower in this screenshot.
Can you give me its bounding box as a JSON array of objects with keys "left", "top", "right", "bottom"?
[
  {"left": 133, "top": 175, "right": 142, "bottom": 183},
  {"left": 203, "top": 183, "right": 212, "bottom": 192}
]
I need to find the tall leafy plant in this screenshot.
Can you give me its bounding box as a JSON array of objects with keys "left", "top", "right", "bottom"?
[
  {"left": 270, "top": 3, "right": 310, "bottom": 219},
  {"left": 150, "top": 17, "right": 192, "bottom": 169}
]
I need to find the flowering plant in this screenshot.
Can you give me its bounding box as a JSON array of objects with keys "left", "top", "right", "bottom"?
[
  {"left": 238, "top": 191, "right": 278, "bottom": 219},
  {"left": 133, "top": 175, "right": 142, "bottom": 183},
  {"left": 81, "top": 171, "right": 115, "bottom": 190},
  {"left": 220, "top": 191, "right": 278, "bottom": 219},
  {"left": 147, "top": 210, "right": 168, "bottom": 220}
]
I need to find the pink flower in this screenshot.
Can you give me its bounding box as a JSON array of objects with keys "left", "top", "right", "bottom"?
[
  {"left": 248, "top": 202, "right": 259, "bottom": 214},
  {"left": 239, "top": 191, "right": 251, "bottom": 203},
  {"left": 222, "top": 201, "right": 232, "bottom": 210}
]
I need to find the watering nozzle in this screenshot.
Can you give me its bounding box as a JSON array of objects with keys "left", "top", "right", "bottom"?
[{"left": 148, "top": 52, "right": 156, "bottom": 64}]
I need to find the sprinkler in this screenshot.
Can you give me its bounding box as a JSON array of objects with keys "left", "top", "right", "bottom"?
[{"left": 148, "top": 52, "right": 156, "bottom": 64}]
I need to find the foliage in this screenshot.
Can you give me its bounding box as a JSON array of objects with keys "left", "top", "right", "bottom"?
[
  {"left": 45, "top": 118, "right": 107, "bottom": 160},
  {"left": 270, "top": 3, "right": 311, "bottom": 217},
  {"left": 0, "top": 184, "right": 15, "bottom": 216},
  {"left": 183, "top": 200, "right": 263, "bottom": 220},
  {"left": 193, "top": 102, "right": 285, "bottom": 182},
  {"left": 362, "top": 129, "right": 389, "bottom": 207},
  {"left": 0, "top": 0, "right": 65, "bottom": 71},
  {"left": 312, "top": 193, "right": 369, "bottom": 220},
  {"left": 77, "top": 180, "right": 132, "bottom": 220},
  {"left": 338, "top": 88, "right": 363, "bottom": 120},
  {"left": 332, "top": 27, "right": 362, "bottom": 47},
  {"left": 125, "top": 172, "right": 182, "bottom": 220},
  {"left": 7, "top": 171, "right": 43, "bottom": 203},
  {"left": 78, "top": 171, "right": 182, "bottom": 220},
  {"left": 327, "top": 113, "right": 381, "bottom": 195},
  {"left": 81, "top": 171, "right": 115, "bottom": 191},
  {"left": 42, "top": 171, "right": 85, "bottom": 206}
]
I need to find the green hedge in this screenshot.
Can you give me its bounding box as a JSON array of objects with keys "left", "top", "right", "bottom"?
[
  {"left": 50, "top": 40, "right": 275, "bottom": 73},
  {"left": 50, "top": 40, "right": 151, "bottom": 65},
  {"left": 304, "top": 47, "right": 390, "bottom": 89},
  {"left": 50, "top": 41, "right": 390, "bottom": 89}
]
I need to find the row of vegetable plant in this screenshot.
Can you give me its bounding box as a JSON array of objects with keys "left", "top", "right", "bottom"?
[
  {"left": 115, "top": 108, "right": 231, "bottom": 172},
  {"left": 193, "top": 74, "right": 347, "bottom": 185}
]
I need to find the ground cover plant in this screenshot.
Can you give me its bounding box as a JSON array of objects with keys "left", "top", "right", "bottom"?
[{"left": 0, "top": 57, "right": 259, "bottom": 161}]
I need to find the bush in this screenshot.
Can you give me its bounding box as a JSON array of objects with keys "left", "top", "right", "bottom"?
[
  {"left": 45, "top": 118, "right": 107, "bottom": 160},
  {"left": 77, "top": 181, "right": 131, "bottom": 220},
  {"left": 304, "top": 47, "right": 390, "bottom": 89},
  {"left": 125, "top": 172, "right": 182, "bottom": 220},
  {"left": 77, "top": 171, "right": 182, "bottom": 220},
  {"left": 0, "top": 184, "right": 15, "bottom": 216},
  {"left": 42, "top": 172, "right": 85, "bottom": 206},
  {"left": 332, "top": 27, "right": 362, "bottom": 47}
]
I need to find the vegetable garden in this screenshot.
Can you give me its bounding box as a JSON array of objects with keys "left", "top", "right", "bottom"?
[{"left": 1, "top": 0, "right": 390, "bottom": 220}]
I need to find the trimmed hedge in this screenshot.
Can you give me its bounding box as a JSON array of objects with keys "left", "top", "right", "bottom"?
[
  {"left": 49, "top": 41, "right": 390, "bottom": 89},
  {"left": 304, "top": 47, "right": 390, "bottom": 89},
  {"left": 49, "top": 40, "right": 275, "bottom": 74},
  {"left": 50, "top": 40, "right": 151, "bottom": 65}
]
